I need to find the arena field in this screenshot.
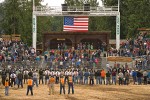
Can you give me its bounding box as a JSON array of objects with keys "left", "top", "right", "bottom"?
[{"left": 0, "top": 84, "right": 150, "bottom": 100}]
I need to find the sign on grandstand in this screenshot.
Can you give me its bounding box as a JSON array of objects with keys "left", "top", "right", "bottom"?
[{"left": 107, "top": 57, "right": 132, "bottom": 62}]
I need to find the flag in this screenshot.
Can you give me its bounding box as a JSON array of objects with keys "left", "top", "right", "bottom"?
[{"left": 63, "top": 16, "right": 88, "bottom": 32}]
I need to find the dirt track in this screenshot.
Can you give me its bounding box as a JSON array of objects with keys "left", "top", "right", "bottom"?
[{"left": 0, "top": 84, "right": 150, "bottom": 100}]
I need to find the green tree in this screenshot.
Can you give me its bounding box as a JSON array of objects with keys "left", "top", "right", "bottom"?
[
  {"left": 102, "top": 0, "right": 150, "bottom": 38},
  {"left": 0, "top": 0, "right": 43, "bottom": 45}
]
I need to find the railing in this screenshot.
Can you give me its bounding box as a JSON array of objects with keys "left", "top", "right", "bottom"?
[{"left": 34, "top": 6, "right": 118, "bottom": 13}]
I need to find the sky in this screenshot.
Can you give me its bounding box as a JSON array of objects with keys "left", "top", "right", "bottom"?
[
  {"left": 41, "top": 0, "right": 103, "bottom": 6},
  {"left": 0, "top": 0, "right": 4, "bottom": 3}
]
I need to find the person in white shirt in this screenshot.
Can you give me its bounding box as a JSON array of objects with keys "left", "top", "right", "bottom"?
[
  {"left": 60, "top": 70, "right": 64, "bottom": 76},
  {"left": 74, "top": 70, "right": 79, "bottom": 84},
  {"left": 106, "top": 62, "right": 111, "bottom": 72},
  {"left": 64, "top": 70, "right": 69, "bottom": 83},
  {"left": 33, "top": 70, "right": 38, "bottom": 87},
  {"left": 55, "top": 70, "right": 60, "bottom": 84},
  {"left": 51, "top": 70, "right": 55, "bottom": 76},
  {"left": 10, "top": 72, "right": 17, "bottom": 87},
  {"left": 23, "top": 69, "right": 29, "bottom": 84},
  {"left": 45, "top": 69, "right": 50, "bottom": 85}
]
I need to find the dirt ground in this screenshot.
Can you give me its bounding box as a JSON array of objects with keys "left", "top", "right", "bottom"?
[{"left": 0, "top": 83, "right": 150, "bottom": 100}]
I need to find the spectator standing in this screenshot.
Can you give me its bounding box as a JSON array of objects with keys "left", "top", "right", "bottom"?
[
  {"left": 95, "top": 70, "right": 100, "bottom": 84},
  {"left": 118, "top": 71, "right": 124, "bottom": 85},
  {"left": 32, "top": 70, "right": 38, "bottom": 87},
  {"left": 23, "top": 69, "right": 28, "bottom": 84},
  {"left": 17, "top": 71, "right": 23, "bottom": 88},
  {"left": 101, "top": 69, "right": 106, "bottom": 85},
  {"left": 45, "top": 69, "right": 50, "bottom": 85},
  {"left": 55, "top": 70, "right": 60, "bottom": 84},
  {"left": 89, "top": 70, "right": 94, "bottom": 85},
  {"left": 132, "top": 70, "right": 137, "bottom": 85},
  {"left": 143, "top": 70, "right": 148, "bottom": 85},
  {"left": 137, "top": 70, "right": 142, "bottom": 85},
  {"left": 106, "top": 71, "right": 111, "bottom": 85},
  {"left": 10, "top": 72, "right": 17, "bottom": 87},
  {"left": 2, "top": 69, "right": 7, "bottom": 86},
  {"left": 78, "top": 70, "right": 83, "bottom": 84},
  {"left": 39, "top": 69, "right": 44, "bottom": 84},
  {"left": 124, "top": 71, "right": 130, "bottom": 85},
  {"left": 112, "top": 70, "right": 117, "bottom": 85},
  {"left": 84, "top": 70, "right": 89, "bottom": 85}
]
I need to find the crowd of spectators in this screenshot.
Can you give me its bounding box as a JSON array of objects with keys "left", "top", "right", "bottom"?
[{"left": 107, "top": 32, "right": 150, "bottom": 70}]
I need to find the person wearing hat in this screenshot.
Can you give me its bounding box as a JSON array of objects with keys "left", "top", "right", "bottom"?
[
  {"left": 68, "top": 74, "right": 74, "bottom": 94},
  {"left": 48, "top": 76, "right": 55, "bottom": 95},
  {"left": 60, "top": 75, "right": 65, "bottom": 94},
  {"left": 5, "top": 77, "right": 9, "bottom": 96}
]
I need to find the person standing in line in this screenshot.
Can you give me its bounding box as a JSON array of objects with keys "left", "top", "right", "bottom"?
[
  {"left": 124, "top": 71, "right": 130, "bottom": 85},
  {"left": 32, "top": 70, "right": 38, "bottom": 87},
  {"left": 17, "top": 71, "right": 23, "bottom": 88},
  {"left": 95, "top": 70, "right": 99, "bottom": 84},
  {"left": 28, "top": 69, "right": 33, "bottom": 78},
  {"left": 84, "top": 70, "right": 89, "bottom": 85},
  {"left": 5, "top": 77, "right": 9, "bottom": 96},
  {"left": 106, "top": 71, "right": 111, "bottom": 85},
  {"left": 26, "top": 77, "right": 33, "bottom": 96},
  {"left": 89, "top": 70, "right": 94, "bottom": 85},
  {"left": 55, "top": 70, "right": 60, "bottom": 84},
  {"left": 68, "top": 74, "right": 74, "bottom": 94},
  {"left": 78, "top": 69, "right": 83, "bottom": 84},
  {"left": 2, "top": 69, "right": 7, "bottom": 86},
  {"left": 101, "top": 69, "right": 106, "bottom": 85},
  {"left": 74, "top": 70, "right": 79, "bottom": 84},
  {"left": 137, "top": 70, "right": 142, "bottom": 85},
  {"left": 39, "top": 69, "right": 44, "bottom": 84},
  {"left": 23, "top": 69, "right": 28, "bottom": 84},
  {"left": 143, "top": 70, "right": 148, "bottom": 85},
  {"left": 60, "top": 75, "right": 65, "bottom": 94},
  {"left": 45, "top": 69, "right": 50, "bottom": 85},
  {"left": 118, "top": 71, "right": 124, "bottom": 85},
  {"left": 64, "top": 70, "right": 69, "bottom": 83},
  {"left": 10, "top": 72, "right": 17, "bottom": 87},
  {"left": 132, "top": 70, "right": 137, "bottom": 85},
  {"left": 48, "top": 76, "right": 55, "bottom": 95},
  {"left": 111, "top": 70, "right": 117, "bottom": 85}
]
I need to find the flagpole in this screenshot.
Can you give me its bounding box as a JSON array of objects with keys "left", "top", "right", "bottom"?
[{"left": 32, "top": 0, "right": 37, "bottom": 51}]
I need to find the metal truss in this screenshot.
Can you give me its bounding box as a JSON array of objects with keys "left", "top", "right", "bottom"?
[{"left": 33, "top": 6, "right": 119, "bottom": 16}]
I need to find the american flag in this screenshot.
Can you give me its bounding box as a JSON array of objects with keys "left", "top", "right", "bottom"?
[{"left": 63, "top": 16, "right": 89, "bottom": 32}]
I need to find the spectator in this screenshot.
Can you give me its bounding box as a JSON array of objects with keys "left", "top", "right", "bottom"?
[{"left": 143, "top": 70, "right": 148, "bottom": 85}]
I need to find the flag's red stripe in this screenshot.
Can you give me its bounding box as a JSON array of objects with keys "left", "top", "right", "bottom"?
[{"left": 64, "top": 26, "right": 88, "bottom": 28}]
